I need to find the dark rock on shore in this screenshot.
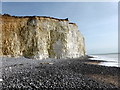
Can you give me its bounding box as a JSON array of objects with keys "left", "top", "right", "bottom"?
[{"left": 1, "top": 57, "right": 120, "bottom": 89}]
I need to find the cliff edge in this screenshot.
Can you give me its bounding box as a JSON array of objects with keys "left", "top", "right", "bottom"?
[{"left": 0, "top": 14, "right": 86, "bottom": 59}]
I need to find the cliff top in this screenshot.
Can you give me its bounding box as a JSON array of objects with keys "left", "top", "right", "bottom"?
[{"left": 1, "top": 14, "right": 77, "bottom": 25}]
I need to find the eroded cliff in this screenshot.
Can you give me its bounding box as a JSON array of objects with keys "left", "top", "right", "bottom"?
[{"left": 0, "top": 14, "right": 85, "bottom": 59}]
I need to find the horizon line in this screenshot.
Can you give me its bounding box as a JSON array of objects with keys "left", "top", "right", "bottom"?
[{"left": 88, "top": 52, "right": 119, "bottom": 55}]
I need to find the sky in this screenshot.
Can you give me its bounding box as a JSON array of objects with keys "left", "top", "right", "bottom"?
[{"left": 1, "top": 2, "right": 118, "bottom": 54}]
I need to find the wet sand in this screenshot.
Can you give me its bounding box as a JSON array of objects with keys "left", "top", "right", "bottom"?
[{"left": 0, "top": 57, "right": 120, "bottom": 89}]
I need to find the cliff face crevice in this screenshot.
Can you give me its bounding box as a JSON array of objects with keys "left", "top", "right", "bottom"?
[{"left": 0, "top": 14, "right": 86, "bottom": 59}]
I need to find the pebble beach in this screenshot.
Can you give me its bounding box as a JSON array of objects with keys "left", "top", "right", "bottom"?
[{"left": 0, "top": 57, "right": 120, "bottom": 89}]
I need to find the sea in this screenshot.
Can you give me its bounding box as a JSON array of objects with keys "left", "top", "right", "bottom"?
[{"left": 89, "top": 53, "right": 119, "bottom": 67}]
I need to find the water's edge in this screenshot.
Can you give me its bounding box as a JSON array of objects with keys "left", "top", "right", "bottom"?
[{"left": 89, "top": 53, "right": 119, "bottom": 67}]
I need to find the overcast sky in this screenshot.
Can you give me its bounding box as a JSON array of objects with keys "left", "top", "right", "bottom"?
[{"left": 2, "top": 2, "right": 118, "bottom": 54}]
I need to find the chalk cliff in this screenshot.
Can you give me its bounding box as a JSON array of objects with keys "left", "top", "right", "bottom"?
[{"left": 0, "top": 14, "right": 85, "bottom": 59}]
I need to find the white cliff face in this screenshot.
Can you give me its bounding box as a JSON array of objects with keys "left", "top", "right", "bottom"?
[{"left": 0, "top": 15, "right": 86, "bottom": 59}]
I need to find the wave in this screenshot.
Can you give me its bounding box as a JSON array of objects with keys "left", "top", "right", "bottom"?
[{"left": 89, "top": 53, "right": 119, "bottom": 67}]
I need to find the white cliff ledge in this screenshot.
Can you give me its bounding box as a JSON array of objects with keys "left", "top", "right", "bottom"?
[{"left": 0, "top": 14, "right": 86, "bottom": 59}]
